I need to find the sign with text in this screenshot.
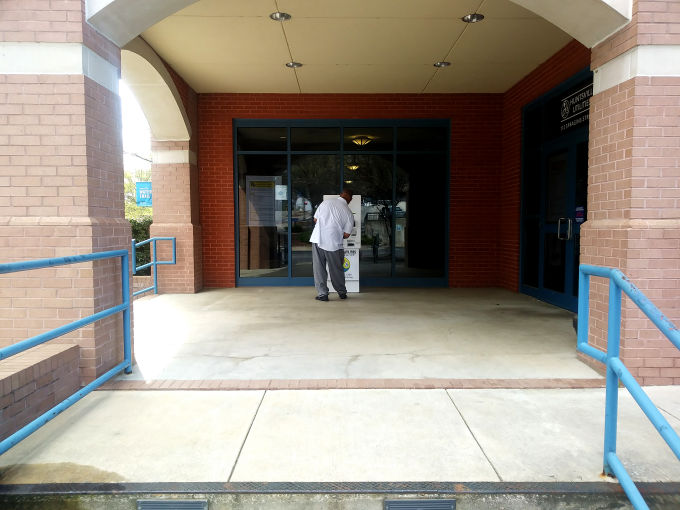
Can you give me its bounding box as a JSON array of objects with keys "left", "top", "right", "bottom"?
[{"left": 135, "top": 182, "right": 152, "bottom": 207}]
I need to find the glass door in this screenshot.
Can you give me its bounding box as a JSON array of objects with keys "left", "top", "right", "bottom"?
[
  {"left": 235, "top": 121, "right": 449, "bottom": 287},
  {"left": 523, "top": 139, "right": 587, "bottom": 311}
]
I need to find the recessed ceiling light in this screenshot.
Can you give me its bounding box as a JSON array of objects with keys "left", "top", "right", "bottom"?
[
  {"left": 270, "top": 12, "right": 291, "bottom": 21},
  {"left": 434, "top": 61, "right": 451, "bottom": 68},
  {"left": 462, "top": 13, "right": 484, "bottom": 23},
  {"left": 285, "top": 61, "right": 302, "bottom": 68}
]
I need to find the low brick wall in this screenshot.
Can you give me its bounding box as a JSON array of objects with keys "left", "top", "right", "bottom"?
[{"left": 0, "top": 344, "right": 80, "bottom": 441}]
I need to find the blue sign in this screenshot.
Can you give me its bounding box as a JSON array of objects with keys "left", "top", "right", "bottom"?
[{"left": 135, "top": 182, "right": 152, "bottom": 207}]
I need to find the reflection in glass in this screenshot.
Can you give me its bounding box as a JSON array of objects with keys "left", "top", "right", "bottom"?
[
  {"left": 344, "top": 155, "right": 393, "bottom": 277},
  {"left": 395, "top": 154, "right": 446, "bottom": 277},
  {"left": 236, "top": 127, "right": 287, "bottom": 151},
  {"left": 397, "top": 127, "right": 448, "bottom": 151},
  {"left": 238, "top": 155, "right": 288, "bottom": 278},
  {"left": 291, "top": 127, "right": 340, "bottom": 151},
  {"left": 291, "top": 155, "right": 340, "bottom": 277},
  {"left": 344, "top": 127, "right": 393, "bottom": 152}
]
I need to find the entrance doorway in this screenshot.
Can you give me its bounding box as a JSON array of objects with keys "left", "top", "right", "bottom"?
[
  {"left": 235, "top": 121, "right": 449, "bottom": 287},
  {"left": 520, "top": 71, "right": 591, "bottom": 312}
]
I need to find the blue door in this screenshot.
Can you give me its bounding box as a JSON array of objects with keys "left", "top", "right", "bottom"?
[{"left": 522, "top": 137, "right": 588, "bottom": 312}]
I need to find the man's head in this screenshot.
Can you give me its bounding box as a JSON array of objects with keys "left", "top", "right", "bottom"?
[{"left": 340, "top": 188, "right": 353, "bottom": 204}]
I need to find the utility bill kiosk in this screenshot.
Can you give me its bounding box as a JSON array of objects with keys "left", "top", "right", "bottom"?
[{"left": 325, "top": 194, "right": 361, "bottom": 293}]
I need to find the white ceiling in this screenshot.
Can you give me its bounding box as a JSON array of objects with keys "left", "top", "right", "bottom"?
[{"left": 140, "top": 0, "right": 575, "bottom": 94}]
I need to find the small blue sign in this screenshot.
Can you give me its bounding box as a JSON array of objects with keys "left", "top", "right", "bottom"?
[{"left": 136, "top": 182, "right": 152, "bottom": 207}]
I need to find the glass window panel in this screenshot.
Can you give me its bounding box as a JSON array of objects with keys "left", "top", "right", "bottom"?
[
  {"left": 237, "top": 154, "right": 288, "bottom": 278},
  {"left": 395, "top": 154, "right": 446, "bottom": 277},
  {"left": 344, "top": 154, "right": 393, "bottom": 277},
  {"left": 397, "top": 127, "right": 448, "bottom": 151},
  {"left": 543, "top": 233, "right": 565, "bottom": 293},
  {"left": 291, "top": 127, "right": 340, "bottom": 151},
  {"left": 237, "top": 127, "right": 287, "bottom": 151},
  {"left": 545, "top": 151, "right": 568, "bottom": 223},
  {"left": 522, "top": 219, "right": 540, "bottom": 288},
  {"left": 291, "top": 155, "right": 340, "bottom": 278},
  {"left": 344, "top": 127, "right": 393, "bottom": 152}
]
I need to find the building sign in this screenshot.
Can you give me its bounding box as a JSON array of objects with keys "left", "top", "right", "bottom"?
[
  {"left": 558, "top": 82, "right": 592, "bottom": 134},
  {"left": 135, "top": 181, "right": 152, "bottom": 207}
]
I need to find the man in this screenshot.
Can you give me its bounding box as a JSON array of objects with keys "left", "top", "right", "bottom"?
[{"left": 309, "top": 189, "right": 354, "bottom": 301}]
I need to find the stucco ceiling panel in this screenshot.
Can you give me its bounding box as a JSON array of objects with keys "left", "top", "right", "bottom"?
[
  {"left": 187, "top": 63, "right": 300, "bottom": 93},
  {"left": 173, "top": 0, "right": 277, "bottom": 17},
  {"left": 286, "top": 18, "right": 464, "bottom": 66},
  {"left": 277, "top": 0, "right": 480, "bottom": 19},
  {"left": 143, "top": 17, "right": 290, "bottom": 64},
  {"left": 296, "top": 64, "right": 436, "bottom": 93},
  {"left": 447, "top": 18, "right": 572, "bottom": 68},
  {"left": 425, "top": 59, "right": 523, "bottom": 93}
]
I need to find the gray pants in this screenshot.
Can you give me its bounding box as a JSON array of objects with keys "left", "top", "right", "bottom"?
[{"left": 312, "top": 243, "right": 346, "bottom": 297}]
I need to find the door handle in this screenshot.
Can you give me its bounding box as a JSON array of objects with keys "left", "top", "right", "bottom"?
[{"left": 557, "top": 218, "right": 573, "bottom": 241}]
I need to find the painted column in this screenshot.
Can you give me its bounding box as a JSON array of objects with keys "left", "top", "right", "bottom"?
[
  {"left": 0, "top": 0, "right": 131, "bottom": 384},
  {"left": 149, "top": 141, "right": 202, "bottom": 293},
  {"left": 582, "top": 1, "right": 680, "bottom": 384}
]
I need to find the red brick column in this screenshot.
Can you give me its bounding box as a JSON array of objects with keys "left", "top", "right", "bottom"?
[
  {"left": 0, "top": 0, "right": 131, "bottom": 385},
  {"left": 582, "top": 1, "right": 680, "bottom": 384},
  {"left": 149, "top": 141, "right": 202, "bottom": 293}
]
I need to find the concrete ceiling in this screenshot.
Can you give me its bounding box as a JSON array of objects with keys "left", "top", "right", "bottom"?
[{"left": 139, "top": 0, "right": 576, "bottom": 94}]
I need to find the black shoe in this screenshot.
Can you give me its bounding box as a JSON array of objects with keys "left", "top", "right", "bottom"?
[
  {"left": 339, "top": 293, "right": 347, "bottom": 300},
  {"left": 315, "top": 295, "right": 329, "bottom": 301}
]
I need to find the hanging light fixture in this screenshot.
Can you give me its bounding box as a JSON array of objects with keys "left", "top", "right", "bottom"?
[
  {"left": 352, "top": 135, "right": 372, "bottom": 146},
  {"left": 346, "top": 164, "right": 359, "bottom": 171}
]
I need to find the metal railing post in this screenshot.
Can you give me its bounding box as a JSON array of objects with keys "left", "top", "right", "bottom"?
[
  {"left": 122, "top": 250, "right": 132, "bottom": 374},
  {"left": 131, "top": 238, "right": 137, "bottom": 275},
  {"left": 603, "top": 276, "right": 622, "bottom": 477},
  {"left": 153, "top": 238, "right": 159, "bottom": 294}
]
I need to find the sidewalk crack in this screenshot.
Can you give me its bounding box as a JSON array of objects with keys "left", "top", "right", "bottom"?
[
  {"left": 228, "top": 390, "right": 267, "bottom": 482},
  {"left": 446, "top": 390, "right": 503, "bottom": 482}
]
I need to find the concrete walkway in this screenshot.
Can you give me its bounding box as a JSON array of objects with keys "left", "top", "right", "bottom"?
[
  {"left": 2, "top": 288, "right": 678, "bottom": 498},
  {"left": 1, "top": 387, "right": 680, "bottom": 484}
]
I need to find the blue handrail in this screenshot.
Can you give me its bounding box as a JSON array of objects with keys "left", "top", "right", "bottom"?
[
  {"left": 0, "top": 250, "right": 132, "bottom": 455},
  {"left": 577, "top": 264, "right": 680, "bottom": 510},
  {"left": 131, "top": 237, "right": 176, "bottom": 296}
]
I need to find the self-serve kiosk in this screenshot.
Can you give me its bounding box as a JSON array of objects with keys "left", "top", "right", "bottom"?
[{"left": 323, "top": 194, "right": 361, "bottom": 293}]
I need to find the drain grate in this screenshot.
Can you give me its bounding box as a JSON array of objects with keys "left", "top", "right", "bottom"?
[
  {"left": 385, "top": 500, "right": 455, "bottom": 510},
  {"left": 137, "top": 500, "right": 207, "bottom": 510}
]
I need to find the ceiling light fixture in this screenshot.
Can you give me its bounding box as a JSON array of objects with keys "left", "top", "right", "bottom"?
[
  {"left": 285, "top": 61, "right": 302, "bottom": 68},
  {"left": 351, "top": 135, "right": 372, "bottom": 146},
  {"left": 434, "top": 61, "right": 451, "bottom": 68},
  {"left": 346, "top": 164, "right": 359, "bottom": 171},
  {"left": 269, "top": 12, "right": 291, "bottom": 21},
  {"left": 344, "top": 180, "right": 353, "bottom": 184},
  {"left": 462, "top": 13, "right": 484, "bottom": 23}
]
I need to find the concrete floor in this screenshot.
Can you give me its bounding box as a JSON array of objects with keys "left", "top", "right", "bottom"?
[
  {"left": 1, "top": 287, "right": 680, "bottom": 494},
  {"left": 127, "top": 287, "right": 601, "bottom": 381},
  {"left": 1, "top": 387, "right": 680, "bottom": 484}
]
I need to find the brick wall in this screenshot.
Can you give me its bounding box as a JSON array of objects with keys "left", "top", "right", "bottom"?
[
  {"left": 0, "top": 343, "right": 80, "bottom": 441},
  {"left": 198, "top": 94, "right": 504, "bottom": 288},
  {"left": 584, "top": 75, "right": 680, "bottom": 384},
  {"left": 592, "top": 0, "right": 680, "bottom": 69},
  {"left": 0, "top": 0, "right": 130, "bottom": 385},
  {"left": 148, "top": 59, "right": 203, "bottom": 293}
]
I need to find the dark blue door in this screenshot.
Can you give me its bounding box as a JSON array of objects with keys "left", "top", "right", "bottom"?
[{"left": 523, "top": 138, "right": 588, "bottom": 312}]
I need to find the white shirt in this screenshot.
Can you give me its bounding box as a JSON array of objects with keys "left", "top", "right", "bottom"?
[{"left": 309, "top": 197, "right": 354, "bottom": 251}]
